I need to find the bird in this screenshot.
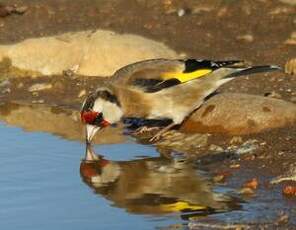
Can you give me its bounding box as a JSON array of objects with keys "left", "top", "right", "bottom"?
[{"left": 80, "top": 58, "right": 281, "bottom": 145}]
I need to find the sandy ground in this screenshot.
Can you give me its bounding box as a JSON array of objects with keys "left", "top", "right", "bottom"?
[{"left": 0, "top": 0, "right": 296, "bottom": 228}]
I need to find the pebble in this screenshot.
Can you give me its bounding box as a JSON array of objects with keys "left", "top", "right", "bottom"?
[
  {"left": 236, "top": 34, "right": 254, "bottom": 43},
  {"left": 1, "top": 88, "right": 10, "bottom": 94},
  {"left": 191, "top": 6, "right": 213, "bottom": 14},
  {"left": 14, "top": 6, "right": 28, "bottom": 14},
  {"left": 282, "top": 185, "right": 296, "bottom": 197},
  {"left": 32, "top": 91, "right": 39, "bottom": 97},
  {"left": 230, "top": 136, "right": 243, "bottom": 145},
  {"left": 233, "top": 139, "right": 259, "bottom": 155},
  {"left": 230, "top": 164, "right": 240, "bottom": 169},
  {"left": 32, "top": 99, "right": 44, "bottom": 104},
  {"left": 0, "top": 79, "right": 10, "bottom": 88},
  {"left": 244, "top": 178, "right": 259, "bottom": 190},
  {"left": 264, "top": 91, "right": 282, "bottom": 99},
  {"left": 28, "top": 83, "right": 52, "bottom": 92},
  {"left": 238, "top": 187, "right": 255, "bottom": 196},
  {"left": 209, "top": 144, "right": 224, "bottom": 152},
  {"left": 177, "top": 8, "right": 186, "bottom": 17},
  {"left": 17, "top": 82, "right": 24, "bottom": 88}
]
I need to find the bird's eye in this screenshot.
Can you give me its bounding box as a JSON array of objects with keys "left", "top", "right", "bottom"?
[{"left": 81, "top": 111, "right": 102, "bottom": 125}]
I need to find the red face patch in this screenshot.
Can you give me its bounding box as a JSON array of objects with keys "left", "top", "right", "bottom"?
[{"left": 81, "top": 111, "right": 99, "bottom": 124}]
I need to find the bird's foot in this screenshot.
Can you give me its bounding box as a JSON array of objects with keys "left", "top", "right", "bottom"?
[
  {"left": 133, "top": 126, "right": 160, "bottom": 135},
  {"left": 149, "top": 123, "right": 176, "bottom": 143},
  {"left": 149, "top": 132, "right": 164, "bottom": 142}
]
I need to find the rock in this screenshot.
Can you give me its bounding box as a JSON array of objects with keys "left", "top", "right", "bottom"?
[
  {"left": 28, "top": 83, "right": 52, "bottom": 92},
  {"left": 181, "top": 93, "right": 296, "bottom": 135},
  {"left": 278, "top": 0, "right": 296, "bottom": 5},
  {"left": 285, "top": 58, "right": 296, "bottom": 75},
  {"left": 0, "top": 102, "right": 126, "bottom": 144},
  {"left": 0, "top": 30, "right": 178, "bottom": 76}
]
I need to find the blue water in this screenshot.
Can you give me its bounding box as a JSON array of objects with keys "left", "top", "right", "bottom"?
[{"left": 0, "top": 123, "right": 180, "bottom": 230}]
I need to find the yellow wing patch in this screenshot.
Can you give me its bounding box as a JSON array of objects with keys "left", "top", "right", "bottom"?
[
  {"left": 160, "top": 201, "right": 208, "bottom": 212},
  {"left": 161, "top": 69, "right": 212, "bottom": 83}
]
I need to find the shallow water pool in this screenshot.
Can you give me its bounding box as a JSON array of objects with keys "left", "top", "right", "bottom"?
[{"left": 0, "top": 119, "right": 236, "bottom": 230}]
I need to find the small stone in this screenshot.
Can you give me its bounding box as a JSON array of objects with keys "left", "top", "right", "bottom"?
[
  {"left": 78, "top": 89, "right": 86, "bottom": 98},
  {"left": 213, "top": 174, "right": 226, "bottom": 183},
  {"left": 213, "top": 171, "right": 230, "bottom": 183},
  {"left": 177, "top": 8, "right": 186, "bottom": 17},
  {"left": 217, "top": 7, "right": 228, "bottom": 17},
  {"left": 238, "top": 187, "right": 255, "bottom": 195},
  {"left": 269, "top": 7, "right": 292, "bottom": 15},
  {"left": 236, "top": 34, "right": 254, "bottom": 42},
  {"left": 282, "top": 185, "right": 296, "bottom": 197},
  {"left": 278, "top": 151, "right": 285, "bottom": 156},
  {"left": 276, "top": 212, "right": 289, "bottom": 225},
  {"left": 192, "top": 6, "right": 213, "bottom": 14},
  {"left": 235, "top": 139, "right": 259, "bottom": 155},
  {"left": 14, "top": 6, "right": 28, "bottom": 14},
  {"left": 17, "top": 82, "right": 24, "bottom": 88},
  {"left": 244, "top": 178, "right": 259, "bottom": 190},
  {"left": 209, "top": 144, "right": 224, "bottom": 152},
  {"left": 1, "top": 88, "right": 10, "bottom": 94},
  {"left": 32, "top": 91, "right": 39, "bottom": 97},
  {"left": 28, "top": 83, "right": 52, "bottom": 92},
  {"left": 32, "top": 99, "right": 44, "bottom": 104},
  {"left": 230, "top": 164, "right": 240, "bottom": 169},
  {"left": 264, "top": 91, "right": 282, "bottom": 99},
  {"left": 0, "top": 79, "right": 10, "bottom": 88},
  {"left": 230, "top": 136, "right": 243, "bottom": 145}
]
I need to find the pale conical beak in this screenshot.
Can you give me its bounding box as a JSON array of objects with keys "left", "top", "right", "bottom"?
[{"left": 86, "top": 124, "right": 101, "bottom": 144}]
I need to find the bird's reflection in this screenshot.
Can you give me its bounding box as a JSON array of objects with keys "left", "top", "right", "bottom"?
[{"left": 80, "top": 147, "right": 239, "bottom": 219}]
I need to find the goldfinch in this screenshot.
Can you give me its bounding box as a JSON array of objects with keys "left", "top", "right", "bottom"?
[{"left": 81, "top": 58, "right": 280, "bottom": 144}]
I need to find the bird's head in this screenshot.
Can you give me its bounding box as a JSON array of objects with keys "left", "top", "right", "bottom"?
[{"left": 80, "top": 88, "right": 123, "bottom": 144}]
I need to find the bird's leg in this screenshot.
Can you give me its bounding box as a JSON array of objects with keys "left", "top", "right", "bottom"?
[{"left": 150, "top": 123, "right": 176, "bottom": 142}]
